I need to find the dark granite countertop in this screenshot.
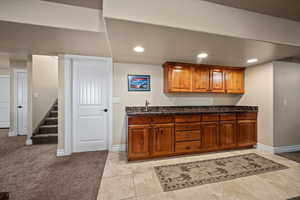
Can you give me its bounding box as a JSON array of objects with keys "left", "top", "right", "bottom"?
[{"left": 126, "top": 106, "right": 258, "bottom": 116}]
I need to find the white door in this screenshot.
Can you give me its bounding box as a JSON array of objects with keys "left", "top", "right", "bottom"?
[
  {"left": 0, "top": 75, "right": 10, "bottom": 128},
  {"left": 73, "top": 59, "right": 110, "bottom": 152},
  {"left": 16, "top": 71, "right": 28, "bottom": 135}
]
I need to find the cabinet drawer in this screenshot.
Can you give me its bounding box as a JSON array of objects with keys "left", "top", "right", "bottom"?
[
  {"left": 202, "top": 114, "right": 219, "bottom": 121},
  {"left": 220, "top": 113, "right": 236, "bottom": 121},
  {"left": 175, "top": 141, "right": 201, "bottom": 153},
  {"left": 128, "top": 116, "right": 151, "bottom": 125},
  {"left": 175, "top": 115, "right": 201, "bottom": 123},
  {"left": 175, "top": 122, "right": 201, "bottom": 131},
  {"left": 176, "top": 130, "right": 201, "bottom": 142},
  {"left": 237, "top": 112, "right": 257, "bottom": 120},
  {"left": 151, "top": 115, "right": 174, "bottom": 124}
]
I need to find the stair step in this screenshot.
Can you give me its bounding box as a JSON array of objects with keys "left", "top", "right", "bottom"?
[
  {"left": 45, "top": 117, "right": 58, "bottom": 125},
  {"left": 39, "top": 125, "right": 58, "bottom": 134},
  {"left": 52, "top": 105, "right": 58, "bottom": 111},
  {"left": 49, "top": 110, "right": 58, "bottom": 117},
  {"left": 34, "top": 133, "right": 58, "bottom": 137},
  {"left": 46, "top": 117, "right": 58, "bottom": 120},
  {"left": 40, "top": 125, "right": 58, "bottom": 128},
  {"left": 32, "top": 133, "right": 58, "bottom": 144}
]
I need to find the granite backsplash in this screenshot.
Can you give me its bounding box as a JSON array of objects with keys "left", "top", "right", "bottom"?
[{"left": 126, "top": 105, "right": 258, "bottom": 116}]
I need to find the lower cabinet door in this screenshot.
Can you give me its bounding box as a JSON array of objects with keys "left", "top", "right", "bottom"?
[
  {"left": 128, "top": 125, "right": 151, "bottom": 160},
  {"left": 175, "top": 141, "right": 201, "bottom": 153},
  {"left": 201, "top": 122, "right": 219, "bottom": 150},
  {"left": 152, "top": 124, "right": 174, "bottom": 156},
  {"left": 219, "top": 121, "right": 237, "bottom": 149},
  {"left": 237, "top": 120, "right": 257, "bottom": 147}
]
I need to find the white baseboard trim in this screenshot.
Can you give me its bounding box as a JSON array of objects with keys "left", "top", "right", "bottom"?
[
  {"left": 26, "top": 139, "right": 32, "bottom": 145},
  {"left": 257, "top": 143, "right": 300, "bottom": 154},
  {"left": 56, "top": 149, "right": 71, "bottom": 157},
  {"left": 256, "top": 143, "right": 274, "bottom": 153},
  {"left": 110, "top": 144, "right": 126, "bottom": 152},
  {"left": 8, "top": 130, "right": 16, "bottom": 137},
  {"left": 273, "top": 144, "right": 300, "bottom": 153}
]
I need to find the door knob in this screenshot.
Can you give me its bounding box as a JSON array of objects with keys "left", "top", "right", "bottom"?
[
  {"left": 18, "top": 106, "right": 22, "bottom": 109},
  {"left": 101, "top": 109, "right": 108, "bottom": 112}
]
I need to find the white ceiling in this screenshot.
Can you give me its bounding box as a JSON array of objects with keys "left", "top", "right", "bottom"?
[
  {"left": 0, "top": 20, "right": 110, "bottom": 58},
  {"left": 106, "top": 18, "right": 300, "bottom": 66},
  {"left": 202, "top": 0, "right": 300, "bottom": 22}
]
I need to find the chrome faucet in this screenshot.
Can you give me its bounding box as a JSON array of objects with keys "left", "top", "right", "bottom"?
[{"left": 145, "top": 100, "right": 150, "bottom": 112}]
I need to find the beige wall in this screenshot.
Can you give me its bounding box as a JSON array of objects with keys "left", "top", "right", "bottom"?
[
  {"left": 237, "top": 63, "right": 274, "bottom": 146},
  {"left": 0, "top": 69, "right": 9, "bottom": 75},
  {"left": 113, "top": 63, "right": 241, "bottom": 145},
  {"left": 0, "top": 55, "right": 10, "bottom": 75},
  {"left": 32, "top": 55, "right": 58, "bottom": 130},
  {"left": 273, "top": 61, "right": 300, "bottom": 147}
]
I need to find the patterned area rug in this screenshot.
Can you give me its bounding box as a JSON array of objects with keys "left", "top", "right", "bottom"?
[{"left": 154, "top": 153, "right": 288, "bottom": 192}]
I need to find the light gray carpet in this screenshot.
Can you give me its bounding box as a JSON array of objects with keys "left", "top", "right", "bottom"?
[
  {"left": 277, "top": 151, "right": 300, "bottom": 163},
  {"left": 154, "top": 153, "right": 288, "bottom": 192},
  {"left": 0, "top": 129, "right": 108, "bottom": 200}
]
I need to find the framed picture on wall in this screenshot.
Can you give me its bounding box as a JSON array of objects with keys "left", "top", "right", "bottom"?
[{"left": 128, "top": 75, "right": 151, "bottom": 91}]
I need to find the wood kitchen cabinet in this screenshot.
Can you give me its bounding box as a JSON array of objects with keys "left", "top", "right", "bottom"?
[
  {"left": 128, "top": 125, "right": 151, "bottom": 159},
  {"left": 163, "top": 62, "right": 245, "bottom": 94},
  {"left": 219, "top": 120, "right": 237, "bottom": 149},
  {"left": 164, "top": 63, "right": 192, "bottom": 92},
  {"left": 237, "top": 120, "right": 257, "bottom": 147},
  {"left": 127, "top": 112, "right": 257, "bottom": 161},
  {"left": 192, "top": 65, "right": 210, "bottom": 92},
  {"left": 210, "top": 68, "right": 226, "bottom": 93},
  {"left": 225, "top": 69, "right": 245, "bottom": 94},
  {"left": 201, "top": 122, "right": 219, "bottom": 150},
  {"left": 237, "top": 112, "right": 257, "bottom": 147},
  {"left": 152, "top": 124, "right": 174, "bottom": 156}
]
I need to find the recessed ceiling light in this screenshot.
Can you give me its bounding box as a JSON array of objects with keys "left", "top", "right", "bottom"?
[
  {"left": 197, "top": 53, "right": 208, "bottom": 58},
  {"left": 247, "top": 58, "right": 258, "bottom": 63},
  {"left": 133, "top": 46, "right": 144, "bottom": 53}
]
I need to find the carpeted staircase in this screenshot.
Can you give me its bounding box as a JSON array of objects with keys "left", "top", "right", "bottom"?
[{"left": 32, "top": 101, "right": 58, "bottom": 144}]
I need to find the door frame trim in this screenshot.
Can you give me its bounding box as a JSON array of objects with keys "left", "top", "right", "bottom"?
[
  {"left": 13, "top": 69, "right": 28, "bottom": 137},
  {"left": 60, "top": 55, "right": 113, "bottom": 156},
  {"left": 0, "top": 75, "right": 10, "bottom": 129}
]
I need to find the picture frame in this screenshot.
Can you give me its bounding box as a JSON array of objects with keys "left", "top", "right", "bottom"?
[{"left": 128, "top": 75, "right": 151, "bottom": 91}]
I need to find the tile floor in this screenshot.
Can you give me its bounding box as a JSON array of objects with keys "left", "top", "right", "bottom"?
[{"left": 97, "top": 149, "right": 300, "bottom": 200}]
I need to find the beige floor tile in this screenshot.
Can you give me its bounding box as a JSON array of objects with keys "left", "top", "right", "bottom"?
[
  {"left": 216, "top": 180, "right": 260, "bottom": 200},
  {"left": 136, "top": 192, "right": 175, "bottom": 200},
  {"left": 171, "top": 184, "right": 221, "bottom": 200},
  {"left": 133, "top": 170, "right": 163, "bottom": 197},
  {"left": 237, "top": 175, "right": 290, "bottom": 200},
  {"left": 258, "top": 171, "right": 300, "bottom": 197},
  {"left": 97, "top": 175, "right": 135, "bottom": 200},
  {"left": 100, "top": 150, "right": 300, "bottom": 200},
  {"left": 121, "top": 197, "right": 137, "bottom": 200},
  {"left": 102, "top": 161, "right": 132, "bottom": 178},
  {"left": 279, "top": 167, "right": 300, "bottom": 184}
]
